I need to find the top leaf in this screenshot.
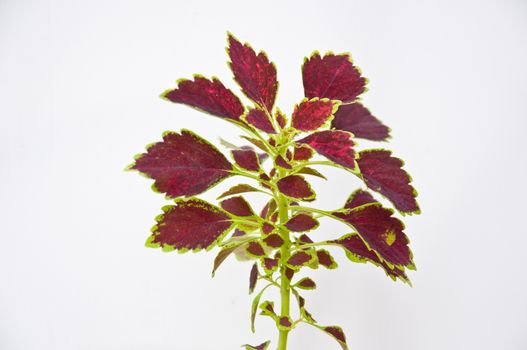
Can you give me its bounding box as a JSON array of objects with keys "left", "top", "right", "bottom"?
[
  {"left": 332, "top": 103, "right": 390, "bottom": 141},
  {"left": 130, "top": 130, "right": 233, "bottom": 198},
  {"left": 228, "top": 33, "right": 278, "bottom": 111},
  {"left": 162, "top": 76, "right": 244, "bottom": 121},
  {"left": 302, "top": 52, "right": 366, "bottom": 103}
]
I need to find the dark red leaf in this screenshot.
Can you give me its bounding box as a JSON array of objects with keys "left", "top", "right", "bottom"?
[
  {"left": 228, "top": 33, "right": 278, "bottom": 111},
  {"left": 293, "top": 145, "right": 314, "bottom": 161},
  {"left": 147, "top": 198, "right": 233, "bottom": 252},
  {"left": 332, "top": 102, "right": 390, "bottom": 141},
  {"left": 322, "top": 326, "right": 347, "bottom": 349},
  {"left": 262, "top": 257, "right": 279, "bottom": 273},
  {"left": 317, "top": 249, "right": 338, "bottom": 269},
  {"left": 334, "top": 190, "right": 413, "bottom": 267},
  {"left": 357, "top": 149, "right": 420, "bottom": 214},
  {"left": 131, "top": 130, "right": 233, "bottom": 198},
  {"left": 212, "top": 244, "right": 239, "bottom": 277},
  {"left": 240, "top": 136, "right": 269, "bottom": 153},
  {"left": 220, "top": 196, "right": 255, "bottom": 217},
  {"left": 276, "top": 109, "right": 287, "bottom": 128},
  {"left": 263, "top": 234, "right": 284, "bottom": 248},
  {"left": 243, "top": 341, "right": 270, "bottom": 350},
  {"left": 275, "top": 155, "right": 292, "bottom": 169},
  {"left": 285, "top": 213, "right": 319, "bottom": 232},
  {"left": 292, "top": 98, "right": 339, "bottom": 131},
  {"left": 278, "top": 316, "right": 293, "bottom": 330},
  {"left": 260, "top": 199, "right": 277, "bottom": 219},
  {"left": 259, "top": 173, "right": 272, "bottom": 189},
  {"left": 297, "top": 130, "right": 357, "bottom": 170},
  {"left": 246, "top": 241, "right": 266, "bottom": 258},
  {"left": 303, "top": 52, "right": 366, "bottom": 103},
  {"left": 285, "top": 267, "right": 295, "bottom": 281},
  {"left": 162, "top": 76, "right": 244, "bottom": 121},
  {"left": 217, "top": 184, "right": 260, "bottom": 200},
  {"left": 244, "top": 108, "right": 276, "bottom": 134},
  {"left": 298, "top": 234, "right": 313, "bottom": 244},
  {"left": 296, "top": 277, "right": 316, "bottom": 290},
  {"left": 232, "top": 148, "right": 261, "bottom": 172},
  {"left": 287, "top": 251, "right": 315, "bottom": 269},
  {"left": 249, "top": 263, "right": 258, "bottom": 294},
  {"left": 269, "top": 212, "right": 278, "bottom": 223},
  {"left": 345, "top": 188, "right": 377, "bottom": 209},
  {"left": 277, "top": 175, "right": 316, "bottom": 201},
  {"left": 296, "top": 167, "right": 327, "bottom": 180},
  {"left": 262, "top": 222, "right": 275, "bottom": 235}
]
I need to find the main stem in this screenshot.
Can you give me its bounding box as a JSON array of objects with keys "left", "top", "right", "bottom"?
[{"left": 277, "top": 171, "right": 291, "bottom": 350}]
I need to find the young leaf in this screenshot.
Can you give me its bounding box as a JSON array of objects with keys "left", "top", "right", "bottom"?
[
  {"left": 220, "top": 196, "right": 255, "bottom": 217},
  {"left": 303, "top": 52, "right": 366, "bottom": 103},
  {"left": 246, "top": 241, "right": 266, "bottom": 258},
  {"left": 277, "top": 316, "right": 294, "bottom": 331},
  {"left": 275, "top": 108, "right": 287, "bottom": 128},
  {"left": 319, "top": 325, "right": 348, "bottom": 350},
  {"left": 293, "top": 145, "right": 314, "bottom": 161},
  {"left": 131, "top": 130, "right": 233, "bottom": 198},
  {"left": 295, "top": 277, "right": 317, "bottom": 290},
  {"left": 295, "top": 167, "right": 327, "bottom": 180},
  {"left": 357, "top": 149, "right": 420, "bottom": 214},
  {"left": 297, "top": 130, "right": 357, "bottom": 171},
  {"left": 232, "top": 148, "right": 261, "bottom": 172},
  {"left": 275, "top": 155, "right": 292, "bottom": 170},
  {"left": 287, "top": 250, "right": 316, "bottom": 270},
  {"left": 243, "top": 341, "right": 271, "bottom": 350},
  {"left": 317, "top": 249, "right": 338, "bottom": 269},
  {"left": 277, "top": 175, "right": 316, "bottom": 201},
  {"left": 243, "top": 108, "right": 276, "bottom": 134},
  {"left": 292, "top": 98, "right": 339, "bottom": 131},
  {"left": 285, "top": 213, "right": 319, "bottom": 232},
  {"left": 249, "top": 263, "right": 258, "bottom": 294},
  {"left": 212, "top": 239, "right": 250, "bottom": 277},
  {"left": 162, "top": 76, "right": 244, "bottom": 121},
  {"left": 147, "top": 198, "right": 234, "bottom": 252},
  {"left": 217, "top": 184, "right": 260, "bottom": 199},
  {"left": 260, "top": 300, "right": 277, "bottom": 318},
  {"left": 263, "top": 234, "right": 284, "bottom": 248},
  {"left": 240, "top": 135, "right": 269, "bottom": 153},
  {"left": 332, "top": 102, "right": 390, "bottom": 141},
  {"left": 227, "top": 33, "right": 278, "bottom": 111},
  {"left": 251, "top": 284, "right": 272, "bottom": 333},
  {"left": 260, "top": 199, "right": 277, "bottom": 219},
  {"left": 333, "top": 190, "right": 413, "bottom": 267},
  {"left": 261, "top": 257, "right": 279, "bottom": 274}
]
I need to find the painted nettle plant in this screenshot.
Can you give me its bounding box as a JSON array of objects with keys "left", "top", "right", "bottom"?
[{"left": 127, "top": 33, "right": 420, "bottom": 350}]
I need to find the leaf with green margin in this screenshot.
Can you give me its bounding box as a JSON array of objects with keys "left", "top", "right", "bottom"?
[
  {"left": 250, "top": 284, "right": 272, "bottom": 333},
  {"left": 316, "top": 249, "right": 338, "bottom": 269},
  {"left": 295, "top": 166, "right": 327, "bottom": 180},
  {"left": 243, "top": 341, "right": 271, "bottom": 350},
  {"left": 217, "top": 184, "right": 261, "bottom": 200},
  {"left": 291, "top": 98, "right": 340, "bottom": 131},
  {"left": 277, "top": 175, "right": 316, "bottom": 201},
  {"left": 295, "top": 277, "right": 317, "bottom": 290}
]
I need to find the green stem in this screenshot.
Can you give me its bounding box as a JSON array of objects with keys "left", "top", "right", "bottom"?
[{"left": 277, "top": 168, "right": 291, "bottom": 350}]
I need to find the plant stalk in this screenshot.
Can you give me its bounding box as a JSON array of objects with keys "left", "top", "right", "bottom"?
[{"left": 277, "top": 169, "right": 291, "bottom": 350}]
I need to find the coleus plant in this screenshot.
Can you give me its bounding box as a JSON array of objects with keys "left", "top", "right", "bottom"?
[{"left": 127, "top": 33, "right": 420, "bottom": 350}]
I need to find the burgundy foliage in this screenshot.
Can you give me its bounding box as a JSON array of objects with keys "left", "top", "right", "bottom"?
[
  {"left": 297, "top": 130, "right": 356, "bottom": 170},
  {"left": 163, "top": 76, "right": 244, "bottom": 121},
  {"left": 291, "top": 99, "right": 338, "bottom": 131},
  {"left": 332, "top": 102, "right": 390, "bottom": 141},
  {"left": 232, "top": 148, "right": 261, "bottom": 172},
  {"left": 247, "top": 241, "right": 266, "bottom": 257},
  {"left": 245, "top": 108, "right": 276, "bottom": 134},
  {"left": 263, "top": 234, "right": 284, "bottom": 248},
  {"left": 303, "top": 52, "right": 366, "bottom": 103},
  {"left": 132, "top": 130, "right": 233, "bottom": 198},
  {"left": 287, "top": 251, "right": 314, "bottom": 268},
  {"left": 220, "top": 196, "right": 255, "bottom": 217},
  {"left": 293, "top": 145, "right": 313, "bottom": 161},
  {"left": 277, "top": 175, "right": 315, "bottom": 200},
  {"left": 218, "top": 184, "right": 260, "bottom": 199},
  {"left": 249, "top": 263, "right": 258, "bottom": 294},
  {"left": 285, "top": 213, "right": 319, "bottom": 232}
]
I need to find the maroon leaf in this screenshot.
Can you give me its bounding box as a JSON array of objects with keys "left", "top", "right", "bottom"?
[
  {"left": 357, "top": 149, "right": 420, "bottom": 214},
  {"left": 243, "top": 341, "right": 270, "bottom": 350},
  {"left": 217, "top": 184, "right": 260, "bottom": 199},
  {"left": 285, "top": 213, "right": 319, "bottom": 232},
  {"left": 246, "top": 241, "right": 266, "bottom": 258},
  {"left": 278, "top": 316, "right": 293, "bottom": 330},
  {"left": 220, "top": 196, "right": 255, "bottom": 217},
  {"left": 275, "top": 155, "right": 292, "bottom": 169},
  {"left": 262, "top": 222, "right": 275, "bottom": 235},
  {"left": 232, "top": 148, "right": 261, "bottom": 172},
  {"left": 298, "top": 234, "right": 314, "bottom": 244},
  {"left": 146, "top": 198, "right": 233, "bottom": 252},
  {"left": 332, "top": 102, "right": 390, "bottom": 141},
  {"left": 285, "top": 267, "right": 295, "bottom": 281},
  {"left": 320, "top": 326, "right": 348, "bottom": 350},
  {"left": 162, "top": 75, "right": 244, "bottom": 121},
  {"left": 317, "top": 249, "right": 338, "bottom": 269},
  {"left": 260, "top": 300, "right": 277, "bottom": 318},
  {"left": 228, "top": 33, "right": 278, "bottom": 111},
  {"left": 276, "top": 109, "right": 287, "bottom": 128},
  {"left": 296, "top": 277, "right": 317, "bottom": 290},
  {"left": 261, "top": 257, "right": 279, "bottom": 273},
  {"left": 260, "top": 199, "right": 277, "bottom": 219},
  {"left": 244, "top": 108, "right": 276, "bottom": 134},
  {"left": 212, "top": 243, "right": 242, "bottom": 277},
  {"left": 296, "top": 167, "right": 327, "bottom": 180},
  {"left": 292, "top": 98, "right": 339, "bottom": 131},
  {"left": 263, "top": 234, "right": 284, "bottom": 248},
  {"left": 240, "top": 136, "right": 269, "bottom": 153},
  {"left": 297, "top": 130, "right": 357, "bottom": 171},
  {"left": 303, "top": 52, "right": 366, "bottom": 103},
  {"left": 333, "top": 190, "right": 413, "bottom": 267},
  {"left": 249, "top": 263, "right": 258, "bottom": 294},
  {"left": 293, "top": 145, "right": 314, "bottom": 161},
  {"left": 131, "top": 130, "right": 233, "bottom": 198},
  {"left": 277, "top": 175, "right": 316, "bottom": 201},
  {"left": 287, "top": 250, "right": 315, "bottom": 269}
]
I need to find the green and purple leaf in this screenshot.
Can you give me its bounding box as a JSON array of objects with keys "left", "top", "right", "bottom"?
[
  {"left": 263, "top": 234, "right": 284, "bottom": 248},
  {"left": 317, "top": 249, "right": 338, "bottom": 269},
  {"left": 217, "top": 184, "right": 260, "bottom": 199},
  {"left": 232, "top": 148, "right": 261, "bottom": 172},
  {"left": 297, "top": 130, "right": 357, "bottom": 171},
  {"left": 357, "top": 149, "right": 420, "bottom": 214},
  {"left": 162, "top": 76, "right": 244, "bottom": 121},
  {"left": 287, "top": 250, "right": 316, "bottom": 270},
  {"left": 278, "top": 316, "right": 293, "bottom": 331},
  {"left": 228, "top": 33, "right": 278, "bottom": 111},
  {"left": 277, "top": 175, "right": 316, "bottom": 201},
  {"left": 332, "top": 102, "right": 390, "bottom": 141},
  {"left": 296, "top": 167, "right": 327, "bottom": 180},
  {"left": 220, "top": 196, "right": 255, "bottom": 217},
  {"left": 243, "top": 108, "right": 276, "bottom": 134},
  {"left": 319, "top": 325, "right": 348, "bottom": 350},
  {"left": 285, "top": 213, "right": 319, "bottom": 232},
  {"left": 246, "top": 241, "right": 266, "bottom": 258},
  {"left": 303, "top": 52, "right": 366, "bottom": 103},
  {"left": 291, "top": 98, "right": 339, "bottom": 131},
  {"left": 147, "top": 198, "right": 233, "bottom": 252},
  {"left": 295, "top": 277, "right": 317, "bottom": 290},
  {"left": 131, "top": 130, "right": 233, "bottom": 198},
  {"left": 261, "top": 257, "right": 279, "bottom": 274},
  {"left": 293, "top": 145, "right": 314, "bottom": 161},
  {"left": 243, "top": 341, "right": 270, "bottom": 350},
  {"left": 249, "top": 263, "right": 258, "bottom": 294}
]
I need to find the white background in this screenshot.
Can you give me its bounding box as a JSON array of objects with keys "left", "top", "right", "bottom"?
[{"left": 1, "top": 0, "right": 526, "bottom": 349}]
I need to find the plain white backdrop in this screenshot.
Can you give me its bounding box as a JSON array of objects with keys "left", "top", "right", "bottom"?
[{"left": 1, "top": 0, "right": 526, "bottom": 349}]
